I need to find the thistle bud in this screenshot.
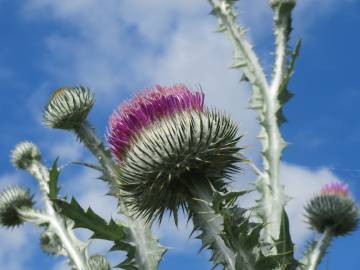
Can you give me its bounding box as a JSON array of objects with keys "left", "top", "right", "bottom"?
[
  {"left": 107, "top": 85, "right": 243, "bottom": 221},
  {"left": 305, "top": 181, "right": 359, "bottom": 236},
  {"left": 0, "top": 186, "right": 34, "bottom": 228},
  {"left": 11, "top": 141, "right": 41, "bottom": 170},
  {"left": 88, "top": 254, "right": 111, "bottom": 270},
  {"left": 43, "top": 86, "right": 94, "bottom": 130},
  {"left": 40, "top": 231, "right": 64, "bottom": 256}
]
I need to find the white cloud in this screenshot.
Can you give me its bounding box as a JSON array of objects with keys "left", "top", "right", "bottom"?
[{"left": 0, "top": 224, "right": 38, "bottom": 270}]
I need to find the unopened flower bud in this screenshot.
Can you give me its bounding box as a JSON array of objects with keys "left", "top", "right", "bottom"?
[
  {"left": 43, "top": 86, "right": 94, "bottom": 130},
  {"left": 11, "top": 141, "right": 41, "bottom": 170},
  {"left": 0, "top": 186, "right": 34, "bottom": 228}
]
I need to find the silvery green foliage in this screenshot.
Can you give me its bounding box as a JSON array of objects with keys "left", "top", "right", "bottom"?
[
  {"left": 207, "top": 0, "right": 358, "bottom": 270},
  {"left": 2, "top": 142, "right": 90, "bottom": 270},
  {"left": 208, "top": 0, "right": 298, "bottom": 243}
]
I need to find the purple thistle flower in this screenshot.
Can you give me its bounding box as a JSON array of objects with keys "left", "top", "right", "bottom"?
[
  {"left": 320, "top": 181, "right": 349, "bottom": 197},
  {"left": 107, "top": 84, "right": 243, "bottom": 222},
  {"left": 108, "top": 84, "right": 205, "bottom": 160},
  {"left": 305, "top": 180, "right": 358, "bottom": 236}
]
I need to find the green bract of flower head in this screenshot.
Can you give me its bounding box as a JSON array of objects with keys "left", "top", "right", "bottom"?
[
  {"left": 43, "top": 86, "right": 94, "bottom": 130},
  {"left": 116, "top": 109, "right": 244, "bottom": 222},
  {"left": 11, "top": 141, "right": 41, "bottom": 170},
  {"left": 0, "top": 186, "right": 34, "bottom": 228}
]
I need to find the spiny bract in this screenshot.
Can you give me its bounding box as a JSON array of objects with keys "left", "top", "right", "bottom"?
[
  {"left": 88, "top": 254, "right": 111, "bottom": 270},
  {"left": 305, "top": 181, "right": 359, "bottom": 236},
  {"left": 43, "top": 86, "right": 94, "bottom": 130},
  {"left": 0, "top": 186, "right": 34, "bottom": 228},
  {"left": 107, "top": 85, "right": 244, "bottom": 222},
  {"left": 11, "top": 141, "right": 41, "bottom": 170}
]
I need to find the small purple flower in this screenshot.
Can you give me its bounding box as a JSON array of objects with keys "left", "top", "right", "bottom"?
[
  {"left": 320, "top": 181, "right": 349, "bottom": 197},
  {"left": 305, "top": 180, "right": 358, "bottom": 236},
  {"left": 108, "top": 84, "right": 204, "bottom": 160}
]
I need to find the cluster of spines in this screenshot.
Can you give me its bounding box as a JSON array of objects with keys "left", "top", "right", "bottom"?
[
  {"left": 117, "top": 108, "right": 242, "bottom": 222},
  {"left": 0, "top": 186, "right": 34, "bottom": 228},
  {"left": 43, "top": 86, "right": 94, "bottom": 130},
  {"left": 305, "top": 181, "right": 359, "bottom": 236},
  {"left": 11, "top": 141, "right": 41, "bottom": 170}
]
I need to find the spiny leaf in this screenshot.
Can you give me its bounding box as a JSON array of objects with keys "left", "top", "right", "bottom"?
[
  {"left": 276, "top": 39, "right": 301, "bottom": 125},
  {"left": 213, "top": 190, "right": 299, "bottom": 270},
  {"left": 54, "top": 198, "right": 166, "bottom": 270},
  {"left": 54, "top": 198, "right": 126, "bottom": 241},
  {"left": 274, "top": 208, "right": 298, "bottom": 269},
  {"left": 72, "top": 161, "right": 104, "bottom": 172},
  {"left": 48, "top": 158, "right": 60, "bottom": 199}
]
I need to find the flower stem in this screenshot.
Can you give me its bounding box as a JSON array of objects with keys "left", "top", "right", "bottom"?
[
  {"left": 27, "top": 160, "right": 88, "bottom": 270},
  {"left": 188, "top": 183, "right": 237, "bottom": 270},
  {"left": 208, "top": 0, "right": 296, "bottom": 243},
  {"left": 306, "top": 229, "right": 333, "bottom": 270},
  {"left": 74, "top": 120, "right": 165, "bottom": 270}
]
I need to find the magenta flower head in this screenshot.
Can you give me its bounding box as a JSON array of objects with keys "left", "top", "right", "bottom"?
[
  {"left": 107, "top": 84, "right": 244, "bottom": 221},
  {"left": 305, "top": 181, "right": 359, "bottom": 236}
]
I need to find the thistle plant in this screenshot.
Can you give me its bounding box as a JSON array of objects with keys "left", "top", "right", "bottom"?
[
  {"left": 5, "top": 141, "right": 90, "bottom": 270},
  {"left": 0, "top": 0, "right": 358, "bottom": 270}
]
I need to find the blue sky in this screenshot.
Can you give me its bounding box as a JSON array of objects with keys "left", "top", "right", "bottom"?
[{"left": 0, "top": 0, "right": 359, "bottom": 269}]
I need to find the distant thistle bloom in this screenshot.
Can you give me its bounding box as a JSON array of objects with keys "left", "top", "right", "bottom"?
[
  {"left": 0, "top": 186, "right": 34, "bottom": 228},
  {"left": 305, "top": 181, "right": 359, "bottom": 236},
  {"left": 43, "top": 86, "right": 95, "bottom": 130},
  {"left": 320, "top": 181, "right": 349, "bottom": 197},
  {"left": 108, "top": 84, "right": 243, "bottom": 221},
  {"left": 11, "top": 141, "right": 41, "bottom": 170},
  {"left": 88, "top": 254, "right": 111, "bottom": 270}
]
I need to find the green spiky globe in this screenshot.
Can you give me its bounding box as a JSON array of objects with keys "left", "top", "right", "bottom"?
[
  {"left": 305, "top": 194, "right": 359, "bottom": 236},
  {"left": 116, "top": 109, "right": 242, "bottom": 221},
  {"left": 88, "top": 254, "right": 111, "bottom": 270},
  {"left": 43, "top": 86, "right": 94, "bottom": 130},
  {"left": 11, "top": 141, "right": 41, "bottom": 170},
  {"left": 0, "top": 186, "right": 34, "bottom": 228},
  {"left": 40, "top": 231, "right": 64, "bottom": 256}
]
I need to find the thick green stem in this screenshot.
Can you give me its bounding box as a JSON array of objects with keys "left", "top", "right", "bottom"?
[
  {"left": 27, "top": 160, "right": 88, "bottom": 270},
  {"left": 208, "top": 0, "right": 296, "bottom": 243},
  {"left": 74, "top": 120, "right": 164, "bottom": 270},
  {"left": 305, "top": 229, "right": 333, "bottom": 270},
  {"left": 75, "top": 121, "right": 117, "bottom": 181},
  {"left": 189, "top": 184, "right": 237, "bottom": 270}
]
